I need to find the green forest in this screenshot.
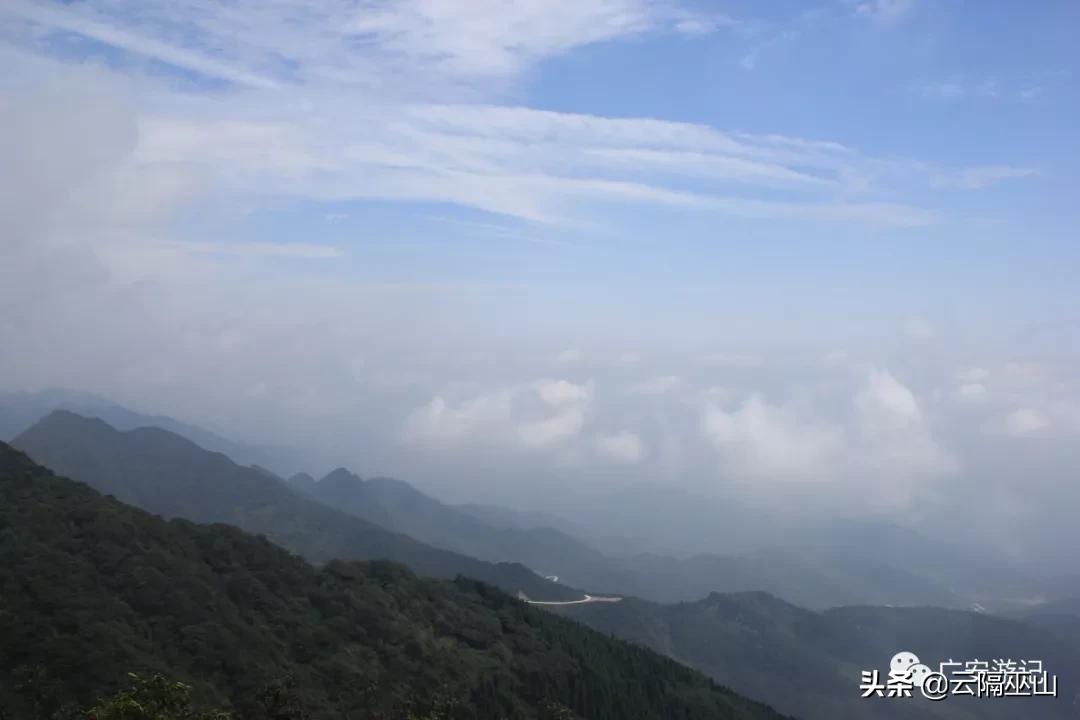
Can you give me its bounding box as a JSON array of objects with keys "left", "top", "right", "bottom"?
[{"left": 0, "top": 441, "right": 788, "bottom": 720}]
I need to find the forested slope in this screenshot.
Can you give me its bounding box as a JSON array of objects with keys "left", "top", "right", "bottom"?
[{"left": 0, "top": 441, "right": 790, "bottom": 720}]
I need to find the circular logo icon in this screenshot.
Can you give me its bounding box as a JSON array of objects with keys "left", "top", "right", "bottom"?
[
  {"left": 890, "top": 651, "right": 920, "bottom": 677},
  {"left": 908, "top": 663, "right": 932, "bottom": 688}
]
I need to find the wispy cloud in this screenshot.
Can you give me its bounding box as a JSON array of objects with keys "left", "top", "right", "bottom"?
[
  {"left": 126, "top": 94, "right": 950, "bottom": 227},
  {"left": 343, "top": 0, "right": 654, "bottom": 78},
  {"left": 667, "top": 8, "right": 741, "bottom": 36},
  {"left": 171, "top": 241, "right": 345, "bottom": 259},
  {"left": 853, "top": 0, "right": 915, "bottom": 24},
  {"left": 914, "top": 76, "right": 1048, "bottom": 102},
  {"left": 2, "top": 0, "right": 1033, "bottom": 232},
  {"left": 2, "top": 0, "right": 731, "bottom": 88},
  {"left": 2, "top": 0, "right": 281, "bottom": 88},
  {"left": 934, "top": 165, "right": 1041, "bottom": 190}
]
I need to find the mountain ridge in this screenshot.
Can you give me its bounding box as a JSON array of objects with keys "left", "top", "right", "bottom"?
[
  {"left": 0, "top": 439, "right": 790, "bottom": 720},
  {"left": 0, "top": 388, "right": 310, "bottom": 476},
  {"left": 13, "top": 410, "right": 581, "bottom": 603},
  {"left": 555, "top": 590, "right": 1080, "bottom": 720}
]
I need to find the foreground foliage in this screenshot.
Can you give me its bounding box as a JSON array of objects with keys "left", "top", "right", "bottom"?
[{"left": 86, "top": 674, "right": 231, "bottom": 720}]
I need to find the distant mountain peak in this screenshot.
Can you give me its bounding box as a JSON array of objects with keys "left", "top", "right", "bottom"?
[
  {"left": 319, "top": 467, "right": 363, "bottom": 484},
  {"left": 704, "top": 590, "right": 789, "bottom": 607},
  {"left": 365, "top": 475, "right": 426, "bottom": 496},
  {"left": 37, "top": 408, "right": 115, "bottom": 431},
  {"left": 0, "top": 389, "right": 313, "bottom": 476}
]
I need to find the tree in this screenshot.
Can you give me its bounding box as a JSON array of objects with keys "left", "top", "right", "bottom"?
[
  {"left": 254, "top": 674, "right": 309, "bottom": 720},
  {"left": 540, "top": 702, "right": 578, "bottom": 720},
  {"left": 87, "top": 673, "right": 231, "bottom": 720}
]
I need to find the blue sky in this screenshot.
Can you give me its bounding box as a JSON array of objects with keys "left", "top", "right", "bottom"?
[{"left": 2, "top": 0, "right": 1079, "bottom": 557}]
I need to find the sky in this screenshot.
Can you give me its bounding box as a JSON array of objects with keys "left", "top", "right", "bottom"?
[{"left": 1, "top": 0, "right": 1079, "bottom": 562}]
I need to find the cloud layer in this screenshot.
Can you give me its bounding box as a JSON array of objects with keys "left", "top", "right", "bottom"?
[
  {"left": 1, "top": 0, "right": 1038, "bottom": 233},
  {"left": 1, "top": 1, "right": 1076, "bottom": 566}
]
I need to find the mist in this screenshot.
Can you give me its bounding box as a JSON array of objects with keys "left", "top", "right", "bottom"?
[{"left": 3, "top": 3, "right": 1079, "bottom": 576}]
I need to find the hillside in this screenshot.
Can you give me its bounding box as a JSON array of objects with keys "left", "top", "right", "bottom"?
[
  {"left": 556, "top": 593, "right": 1080, "bottom": 720},
  {"left": 293, "top": 468, "right": 638, "bottom": 592},
  {"left": 0, "top": 388, "right": 306, "bottom": 475},
  {"left": 291, "top": 467, "right": 966, "bottom": 611},
  {"left": 13, "top": 411, "right": 579, "bottom": 602},
  {"left": 18, "top": 411, "right": 1076, "bottom": 719},
  {"left": 456, "top": 502, "right": 590, "bottom": 537},
  {"left": 612, "top": 546, "right": 961, "bottom": 610},
  {"left": 13, "top": 405, "right": 995, "bottom": 614},
  {"left": 0, "top": 441, "right": 791, "bottom": 720}
]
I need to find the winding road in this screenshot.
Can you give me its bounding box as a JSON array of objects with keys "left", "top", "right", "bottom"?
[{"left": 521, "top": 593, "right": 623, "bottom": 606}]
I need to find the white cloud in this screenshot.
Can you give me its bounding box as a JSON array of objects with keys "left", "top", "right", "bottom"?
[
  {"left": 855, "top": 369, "right": 921, "bottom": 429},
  {"left": 403, "top": 368, "right": 956, "bottom": 507},
  {"left": 0, "top": 0, "right": 734, "bottom": 100},
  {"left": 1, "top": 0, "right": 659, "bottom": 86},
  {"left": 664, "top": 6, "right": 740, "bottom": 36},
  {"left": 404, "top": 391, "right": 515, "bottom": 446},
  {"left": 702, "top": 395, "right": 846, "bottom": 480},
  {"left": 936, "top": 165, "right": 1040, "bottom": 190},
  {"left": 553, "top": 349, "right": 585, "bottom": 365},
  {"left": 956, "top": 367, "right": 991, "bottom": 384},
  {"left": 1, "top": 5, "right": 996, "bottom": 231},
  {"left": 1, "top": 0, "right": 281, "bottom": 89},
  {"left": 854, "top": 0, "right": 914, "bottom": 23},
  {"left": 694, "top": 352, "right": 763, "bottom": 369},
  {"left": 954, "top": 383, "right": 990, "bottom": 403},
  {"left": 914, "top": 77, "right": 1047, "bottom": 104},
  {"left": 518, "top": 407, "right": 587, "bottom": 448},
  {"left": 1000, "top": 408, "right": 1051, "bottom": 437},
  {"left": 594, "top": 431, "right": 645, "bottom": 464},
  {"left": 901, "top": 317, "right": 937, "bottom": 340},
  {"left": 345, "top": 0, "right": 653, "bottom": 77},
  {"left": 172, "top": 241, "right": 344, "bottom": 259},
  {"left": 959, "top": 363, "right": 1080, "bottom": 439},
  {"left": 535, "top": 379, "right": 592, "bottom": 406},
  {"left": 701, "top": 369, "right": 954, "bottom": 506},
  {"left": 671, "top": 17, "right": 723, "bottom": 35},
  {"left": 852, "top": 370, "right": 954, "bottom": 487},
  {"left": 705, "top": 386, "right": 736, "bottom": 404},
  {"left": 999, "top": 362, "right": 1052, "bottom": 389},
  {"left": 405, "top": 379, "right": 592, "bottom": 451},
  {"left": 627, "top": 375, "right": 682, "bottom": 395}
]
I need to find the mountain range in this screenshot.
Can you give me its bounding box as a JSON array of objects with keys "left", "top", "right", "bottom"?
[
  {"left": 13, "top": 410, "right": 579, "bottom": 603},
  {"left": 10, "top": 406, "right": 1080, "bottom": 719},
  {"left": 2, "top": 393, "right": 1036, "bottom": 612},
  {"left": 555, "top": 592, "right": 1080, "bottom": 719},
  {"left": 289, "top": 467, "right": 637, "bottom": 592},
  {"left": 0, "top": 440, "right": 788, "bottom": 720},
  {"left": 0, "top": 388, "right": 310, "bottom": 476},
  {"left": 287, "top": 466, "right": 969, "bottom": 610}
]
